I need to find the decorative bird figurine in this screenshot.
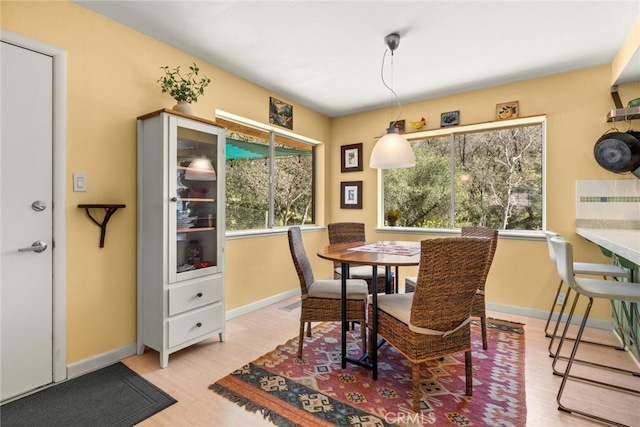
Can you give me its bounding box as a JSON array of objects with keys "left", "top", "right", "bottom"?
[{"left": 409, "top": 117, "right": 426, "bottom": 129}]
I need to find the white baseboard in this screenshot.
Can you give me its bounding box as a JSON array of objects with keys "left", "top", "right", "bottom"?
[
  {"left": 66, "top": 343, "right": 137, "bottom": 379},
  {"left": 64, "top": 290, "right": 299, "bottom": 379},
  {"left": 486, "top": 301, "right": 613, "bottom": 330},
  {"left": 67, "top": 293, "right": 616, "bottom": 381},
  {"left": 225, "top": 288, "right": 300, "bottom": 321}
]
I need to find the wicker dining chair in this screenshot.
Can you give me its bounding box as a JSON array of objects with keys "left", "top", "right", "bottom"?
[
  {"left": 327, "top": 222, "right": 394, "bottom": 293},
  {"left": 405, "top": 227, "right": 497, "bottom": 350},
  {"left": 460, "top": 227, "right": 498, "bottom": 350},
  {"left": 287, "top": 226, "right": 368, "bottom": 358},
  {"left": 369, "top": 237, "right": 492, "bottom": 412}
]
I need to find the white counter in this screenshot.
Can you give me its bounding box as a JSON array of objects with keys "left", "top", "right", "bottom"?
[{"left": 576, "top": 228, "right": 640, "bottom": 266}]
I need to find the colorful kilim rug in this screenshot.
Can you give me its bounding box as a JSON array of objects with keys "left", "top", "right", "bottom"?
[{"left": 210, "top": 319, "right": 526, "bottom": 427}]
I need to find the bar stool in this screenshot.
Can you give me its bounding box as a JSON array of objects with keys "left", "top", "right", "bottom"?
[
  {"left": 549, "top": 236, "right": 640, "bottom": 426},
  {"left": 544, "top": 231, "right": 630, "bottom": 356}
]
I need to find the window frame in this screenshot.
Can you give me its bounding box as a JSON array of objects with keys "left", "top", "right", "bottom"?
[
  {"left": 215, "top": 110, "right": 321, "bottom": 237},
  {"left": 378, "top": 115, "right": 547, "bottom": 240}
]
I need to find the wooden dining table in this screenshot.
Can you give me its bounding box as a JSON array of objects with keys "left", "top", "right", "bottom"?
[{"left": 317, "top": 240, "right": 421, "bottom": 379}]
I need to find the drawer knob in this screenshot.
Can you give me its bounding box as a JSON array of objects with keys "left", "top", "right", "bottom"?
[
  {"left": 196, "top": 322, "right": 202, "bottom": 328},
  {"left": 196, "top": 292, "right": 203, "bottom": 298}
]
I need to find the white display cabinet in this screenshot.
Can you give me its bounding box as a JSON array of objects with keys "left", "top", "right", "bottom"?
[{"left": 137, "top": 109, "right": 225, "bottom": 367}]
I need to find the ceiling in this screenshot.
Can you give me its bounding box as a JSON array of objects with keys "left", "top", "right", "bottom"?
[{"left": 75, "top": 1, "right": 639, "bottom": 118}]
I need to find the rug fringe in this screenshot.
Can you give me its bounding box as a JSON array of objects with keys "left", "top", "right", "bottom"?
[{"left": 209, "top": 383, "right": 301, "bottom": 427}]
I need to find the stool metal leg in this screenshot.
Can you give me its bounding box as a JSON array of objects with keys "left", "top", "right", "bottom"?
[
  {"left": 556, "top": 297, "right": 640, "bottom": 427},
  {"left": 544, "top": 278, "right": 566, "bottom": 338},
  {"left": 548, "top": 279, "right": 625, "bottom": 358},
  {"left": 551, "top": 292, "right": 640, "bottom": 378}
]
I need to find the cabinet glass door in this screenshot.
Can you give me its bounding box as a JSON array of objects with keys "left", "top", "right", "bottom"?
[{"left": 169, "top": 117, "right": 223, "bottom": 282}]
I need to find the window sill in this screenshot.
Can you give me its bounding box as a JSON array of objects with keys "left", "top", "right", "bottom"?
[
  {"left": 226, "top": 225, "right": 325, "bottom": 240},
  {"left": 375, "top": 226, "right": 545, "bottom": 241}
]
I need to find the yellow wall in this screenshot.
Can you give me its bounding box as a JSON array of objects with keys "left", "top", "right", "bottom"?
[
  {"left": 1, "top": 0, "right": 330, "bottom": 363},
  {"left": 3, "top": 0, "right": 638, "bottom": 365},
  {"left": 329, "top": 68, "right": 640, "bottom": 319}
]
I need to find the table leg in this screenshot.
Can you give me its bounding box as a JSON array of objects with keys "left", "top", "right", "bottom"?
[
  {"left": 385, "top": 266, "right": 392, "bottom": 293},
  {"left": 341, "top": 262, "right": 348, "bottom": 369},
  {"left": 371, "top": 265, "right": 378, "bottom": 380},
  {"left": 395, "top": 266, "right": 399, "bottom": 293}
]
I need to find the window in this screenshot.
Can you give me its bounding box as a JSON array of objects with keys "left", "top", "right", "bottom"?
[
  {"left": 383, "top": 117, "right": 544, "bottom": 231},
  {"left": 216, "top": 112, "right": 317, "bottom": 232}
]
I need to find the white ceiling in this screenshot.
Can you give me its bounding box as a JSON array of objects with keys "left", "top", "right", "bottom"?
[{"left": 75, "top": 0, "right": 639, "bottom": 117}]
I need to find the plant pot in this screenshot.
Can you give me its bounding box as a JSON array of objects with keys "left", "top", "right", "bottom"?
[{"left": 173, "top": 101, "right": 194, "bottom": 115}]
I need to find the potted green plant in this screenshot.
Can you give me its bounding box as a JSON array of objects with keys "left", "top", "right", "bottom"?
[
  {"left": 157, "top": 63, "right": 210, "bottom": 115},
  {"left": 385, "top": 209, "right": 401, "bottom": 226}
]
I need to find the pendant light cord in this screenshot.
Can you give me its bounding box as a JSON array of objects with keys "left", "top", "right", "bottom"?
[{"left": 380, "top": 48, "right": 402, "bottom": 128}]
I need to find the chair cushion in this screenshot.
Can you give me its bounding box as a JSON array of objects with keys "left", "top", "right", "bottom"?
[
  {"left": 370, "top": 293, "right": 471, "bottom": 336},
  {"left": 308, "top": 279, "right": 368, "bottom": 300},
  {"left": 334, "top": 266, "right": 389, "bottom": 279},
  {"left": 369, "top": 293, "right": 413, "bottom": 325}
]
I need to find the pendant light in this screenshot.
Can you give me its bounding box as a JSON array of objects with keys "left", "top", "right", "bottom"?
[
  {"left": 369, "top": 33, "right": 416, "bottom": 169},
  {"left": 185, "top": 156, "right": 216, "bottom": 181},
  {"left": 183, "top": 141, "right": 216, "bottom": 181}
]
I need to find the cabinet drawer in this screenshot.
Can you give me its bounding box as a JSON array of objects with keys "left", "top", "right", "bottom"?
[
  {"left": 169, "top": 276, "right": 222, "bottom": 316},
  {"left": 168, "top": 304, "right": 222, "bottom": 348}
]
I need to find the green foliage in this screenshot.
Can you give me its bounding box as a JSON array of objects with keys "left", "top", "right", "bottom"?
[
  {"left": 157, "top": 63, "right": 210, "bottom": 103},
  {"left": 384, "top": 209, "right": 401, "bottom": 223},
  {"left": 384, "top": 137, "right": 452, "bottom": 228},
  {"left": 225, "top": 133, "right": 313, "bottom": 230},
  {"left": 384, "top": 125, "right": 543, "bottom": 231}
]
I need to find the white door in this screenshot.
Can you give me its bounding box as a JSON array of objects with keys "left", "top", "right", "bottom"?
[{"left": 0, "top": 41, "right": 54, "bottom": 401}]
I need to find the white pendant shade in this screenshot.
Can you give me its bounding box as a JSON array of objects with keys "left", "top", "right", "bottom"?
[
  {"left": 369, "top": 129, "right": 415, "bottom": 169},
  {"left": 185, "top": 157, "right": 216, "bottom": 181}
]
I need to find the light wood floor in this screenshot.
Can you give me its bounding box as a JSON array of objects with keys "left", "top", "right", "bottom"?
[{"left": 126, "top": 296, "right": 640, "bottom": 426}]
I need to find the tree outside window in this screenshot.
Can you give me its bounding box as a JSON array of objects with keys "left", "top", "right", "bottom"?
[
  {"left": 383, "top": 122, "right": 543, "bottom": 231},
  {"left": 225, "top": 130, "right": 314, "bottom": 231}
]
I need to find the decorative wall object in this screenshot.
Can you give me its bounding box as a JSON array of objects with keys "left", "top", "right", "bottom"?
[
  {"left": 341, "top": 143, "right": 363, "bottom": 173},
  {"left": 269, "top": 97, "right": 293, "bottom": 129},
  {"left": 340, "top": 181, "right": 362, "bottom": 209},
  {"left": 440, "top": 110, "right": 460, "bottom": 127},
  {"left": 389, "top": 120, "right": 405, "bottom": 133},
  {"left": 409, "top": 117, "right": 426, "bottom": 130},
  {"left": 496, "top": 101, "right": 519, "bottom": 120}
]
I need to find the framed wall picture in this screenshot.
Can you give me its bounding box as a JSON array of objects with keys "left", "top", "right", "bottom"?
[
  {"left": 340, "top": 181, "right": 362, "bottom": 209},
  {"left": 341, "top": 143, "right": 363, "bottom": 173},
  {"left": 496, "top": 101, "right": 519, "bottom": 120},
  {"left": 389, "top": 119, "right": 405, "bottom": 133},
  {"left": 269, "top": 96, "right": 293, "bottom": 129},
  {"left": 440, "top": 110, "right": 460, "bottom": 127}
]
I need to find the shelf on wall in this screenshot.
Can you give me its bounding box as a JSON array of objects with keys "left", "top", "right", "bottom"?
[
  {"left": 607, "top": 106, "right": 640, "bottom": 122},
  {"left": 78, "top": 204, "right": 126, "bottom": 248}
]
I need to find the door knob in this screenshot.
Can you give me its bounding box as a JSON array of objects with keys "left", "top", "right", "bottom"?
[
  {"left": 18, "top": 240, "right": 48, "bottom": 253},
  {"left": 31, "top": 200, "right": 47, "bottom": 212}
]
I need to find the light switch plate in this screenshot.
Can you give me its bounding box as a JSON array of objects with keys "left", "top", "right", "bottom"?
[{"left": 73, "top": 173, "right": 87, "bottom": 192}]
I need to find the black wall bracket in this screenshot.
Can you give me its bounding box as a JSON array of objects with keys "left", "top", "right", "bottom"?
[
  {"left": 611, "top": 85, "right": 624, "bottom": 109},
  {"left": 78, "top": 204, "right": 126, "bottom": 248}
]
